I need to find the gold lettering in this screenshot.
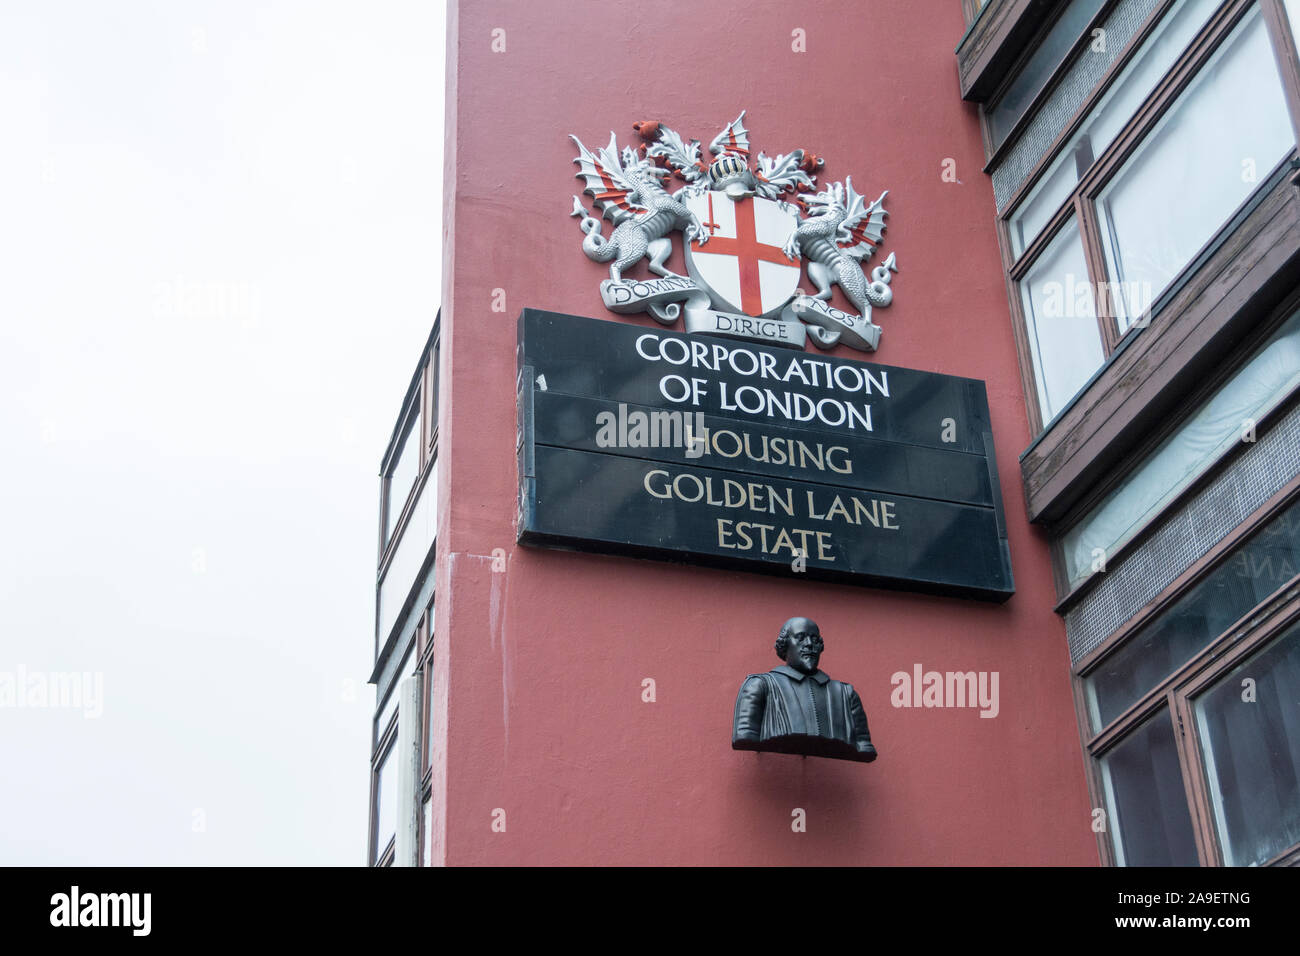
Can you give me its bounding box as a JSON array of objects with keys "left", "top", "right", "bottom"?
[
  {"left": 806, "top": 490, "right": 826, "bottom": 521},
  {"left": 796, "top": 441, "right": 825, "bottom": 472},
  {"left": 826, "top": 446, "right": 852, "bottom": 474},
  {"left": 853, "top": 496, "right": 879, "bottom": 527},
  {"left": 644, "top": 469, "right": 671, "bottom": 499},
  {"left": 825, "top": 496, "right": 852, "bottom": 523},
  {"left": 771, "top": 527, "right": 798, "bottom": 557},
  {"left": 815, "top": 530, "right": 834, "bottom": 561}
]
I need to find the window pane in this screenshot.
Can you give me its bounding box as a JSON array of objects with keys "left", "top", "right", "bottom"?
[
  {"left": 374, "top": 683, "right": 397, "bottom": 750},
  {"left": 1087, "top": 493, "right": 1300, "bottom": 731},
  {"left": 1286, "top": 0, "right": 1300, "bottom": 51},
  {"left": 988, "top": 0, "right": 1107, "bottom": 149},
  {"left": 373, "top": 647, "right": 415, "bottom": 746},
  {"left": 377, "top": 466, "right": 437, "bottom": 646},
  {"left": 428, "top": 339, "right": 440, "bottom": 449},
  {"left": 1063, "top": 308, "right": 1300, "bottom": 587},
  {"left": 1010, "top": 0, "right": 1222, "bottom": 258},
  {"left": 1097, "top": 8, "right": 1294, "bottom": 329},
  {"left": 385, "top": 407, "right": 421, "bottom": 543},
  {"left": 422, "top": 796, "right": 433, "bottom": 867},
  {"left": 373, "top": 744, "right": 397, "bottom": 864},
  {"left": 1195, "top": 622, "right": 1300, "bottom": 865},
  {"left": 1099, "top": 710, "right": 1200, "bottom": 865},
  {"left": 1018, "top": 218, "right": 1105, "bottom": 423},
  {"left": 425, "top": 662, "right": 436, "bottom": 773}
]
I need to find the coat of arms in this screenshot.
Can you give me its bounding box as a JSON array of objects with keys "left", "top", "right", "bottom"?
[{"left": 569, "top": 112, "right": 898, "bottom": 352}]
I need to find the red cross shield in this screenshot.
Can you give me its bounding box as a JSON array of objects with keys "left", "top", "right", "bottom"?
[{"left": 683, "top": 191, "right": 801, "bottom": 318}]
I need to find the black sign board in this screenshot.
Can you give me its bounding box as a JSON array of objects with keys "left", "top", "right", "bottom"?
[{"left": 517, "top": 308, "right": 1014, "bottom": 602}]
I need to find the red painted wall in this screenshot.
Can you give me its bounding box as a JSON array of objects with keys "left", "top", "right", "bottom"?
[{"left": 430, "top": 0, "right": 1098, "bottom": 865}]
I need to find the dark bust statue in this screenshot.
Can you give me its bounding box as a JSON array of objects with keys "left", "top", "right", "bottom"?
[{"left": 732, "top": 616, "right": 878, "bottom": 763}]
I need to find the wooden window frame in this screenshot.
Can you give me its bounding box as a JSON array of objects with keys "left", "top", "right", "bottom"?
[
  {"left": 378, "top": 320, "right": 442, "bottom": 574},
  {"left": 1077, "top": 575, "right": 1300, "bottom": 865},
  {"left": 418, "top": 607, "right": 434, "bottom": 781},
  {"left": 996, "top": 0, "right": 1299, "bottom": 436},
  {"left": 375, "top": 322, "right": 443, "bottom": 659},
  {"left": 994, "top": 1, "right": 1300, "bottom": 435},
  {"left": 418, "top": 604, "right": 436, "bottom": 865},
  {"left": 1021, "top": 154, "right": 1300, "bottom": 528},
  {"left": 424, "top": 333, "right": 441, "bottom": 462},
  {"left": 370, "top": 626, "right": 431, "bottom": 868},
  {"left": 971, "top": 0, "right": 1300, "bottom": 868},
  {"left": 1072, "top": 465, "right": 1300, "bottom": 865},
  {"left": 958, "top": 0, "right": 1079, "bottom": 101},
  {"left": 378, "top": 393, "right": 422, "bottom": 571},
  {"left": 368, "top": 720, "right": 399, "bottom": 867},
  {"left": 980, "top": 0, "right": 1124, "bottom": 165},
  {"left": 1050, "top": 287, "right": 1300, "bottom": 603},
  {"left": 962, "top": 0, "right": 987, "bottom": 26}
]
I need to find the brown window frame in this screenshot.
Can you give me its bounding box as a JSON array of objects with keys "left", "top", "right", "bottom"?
[
  {"left": 375, "top": 323, "right": 442, "bottom": 659},
  {"left": 962, "top": 0, "right": 986, "bottom": 26},
  {"left": 1075, "top": 552, "right": 1300, "bottom": 865},
  {"left": 424, "top": 334, "right": 441, "bottom": 462},
  {"left": 972, "top": 0, "right": 1300, "bottom": 868},
  {"left": 418, "top": 606, "right": 436, "bottom": 865},
  {"left": 377, "top": 394, "right": 422, "bottom": 591},
  {"left": 368, "top": 716, "right": 399, "bottom": 867},
  {"left": 1066, "top": 366, "right": 1300, "bottom": 865},
  {"left": 378, "top": 322, "right": 441, "bottom": 574},
  {"left": 369, "top": 626, "right": 430, "bottom": 868},
  {"left": 1049, "top": 286, "right": 1300, "bottom": 603},
  {"left": 988, "top": 0, "right": 1300, "bottom": 436},
  {"left": 979, "top": 0, "right": 1121, "bottom": 163}
]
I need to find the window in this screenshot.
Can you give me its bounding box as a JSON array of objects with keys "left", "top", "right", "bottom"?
[
  {"left": 376, "top": 465, "right": 437, "bottom": 648},
  {"left": 1017, "top": 217, "right": 1105, "bottom": 422},
  {"left": 374, "top": 680, "right": 398, "bottom": 751},
  {"left": 1081, "top": 506, "right": 1300, "bottom": 864},
  {"left": 376, "top": 323, "right": 441, "bottom": 657},
  {"left": 1062, "top": 307, "right": 1300, "bottom": 588},
  {"left": 962, "top": 0, "right": 992, "bottom": 25},
  {"left": 419, "top": 608, "right": 436, "bottom": 865},
  {"left": 370, "top": 318, "right": 441, "bottom": 865},
  {"left": 1009, "top": 0, "right": 1224, "bottom": 258},
  {"left": 1285, "top": 0, "right": 1300, "bottom": 45},
  {"left": 987, "top": 0, "right": 1108, "bottom": 150},
  {"left": 421, "top": 795, "right": 433, "bottom": 867},
  {"left": 1077, "top": 450, "right": 1300, "bottom": 865},
  {"left": 1193, "top": 622, "right": 1300, "bottom": 865},
  {"left": 1095, "top": 7, "right": 1294, "bottom": 328},
  {"left": 369, "top": 646, "right": 418, "bottom": 866},
  {"left": 975, "top": 0, "right": 1300, "bottom": 870},
  {"left": 425, "top": 337, "right": 440, "bottom": 458},
  {"left": 1098, "top": 710, "right": 1200, "bottom": 865},
  {"left": 996, "top": 0, "right": 1299, "bottom": 434},
  {"left": 371, "top": 741, "right": 397, "bottom": 865},
  {"left": 1085, "top": 490, "right": 1300, "bottom": 729},
  {"left": 383, "top": 404, "right": 420, "bottom": 546}
]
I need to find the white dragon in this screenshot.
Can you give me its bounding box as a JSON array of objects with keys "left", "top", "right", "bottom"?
[{"left": 782, "top": 176, "right": 897, "bottom": 318}]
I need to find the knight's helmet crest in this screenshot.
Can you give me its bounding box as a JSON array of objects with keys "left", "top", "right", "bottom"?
[{"left": 707, "top": 154, "right": 754, "bottom": 199}]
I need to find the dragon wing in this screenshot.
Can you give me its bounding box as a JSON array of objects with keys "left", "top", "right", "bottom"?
[
  {"left": 708, "top": 110, "right": 750, "bottom": 157},
  {"left": 646, "top": 124, "right": 705, "bottom": 182},
  {"left": 835, "top": 178, "right": 888, "bottom": 260},
  {"left": 754, "top": 150, "right": 815, "bottom": 200},
  {"left": 571, "top": 132, "right": 646, "bottom": 223}
]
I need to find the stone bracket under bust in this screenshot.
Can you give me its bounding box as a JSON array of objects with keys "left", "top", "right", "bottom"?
[{"left": 732, "top": 616, "right": 878, "bottom": 763}]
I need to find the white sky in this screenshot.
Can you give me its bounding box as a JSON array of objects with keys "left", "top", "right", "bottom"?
[{"left": 0, "top": 1, "right": 445, "bottom": 864}]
